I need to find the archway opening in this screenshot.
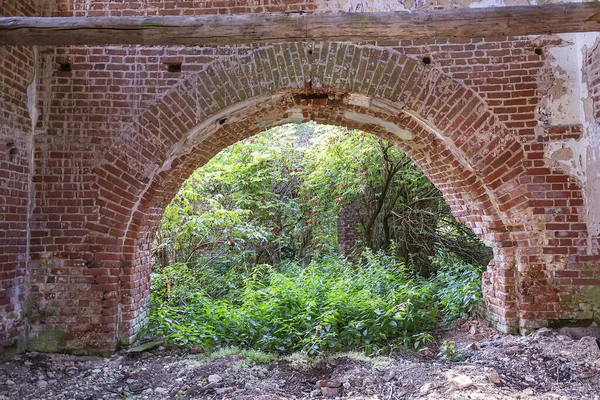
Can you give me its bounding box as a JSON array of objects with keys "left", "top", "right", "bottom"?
[
  {"left": 116, "top": 87, "right": 524, "bottom": 347},
  {"left": 147, "top": 122, "right": 493, "bottom": 354}
]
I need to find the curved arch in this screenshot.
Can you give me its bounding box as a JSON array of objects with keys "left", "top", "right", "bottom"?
[{"left": 90, "top": 42, "right": 536, "bottom": 342}]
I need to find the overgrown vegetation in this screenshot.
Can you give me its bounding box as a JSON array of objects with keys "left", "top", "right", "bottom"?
[{"left": 149, "top": 123, "right": 491, "bottom": 355}]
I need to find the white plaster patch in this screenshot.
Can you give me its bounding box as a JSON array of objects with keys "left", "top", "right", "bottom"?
[
  {"left": 257, "top": 108, "right": 304, "bottom": 129},
  {"left": 343, "top": 111, "right": 412, "bottom": 140},
  {"left": 545, "top": 140, "right": 585, "bottom": 183},
  {"left": 348, "top": 94, "right": 405, "bottom": 116},
  {"left": 543, "top": 34, "right": 583, "bottom": 126},
  {"left": 335, "top": 0, "right": 409, "bottom": 13},
  {"left": 257, "top": 120, "right": 274, "bottom": 129},
  {"left": 544, "top": 128, "right": 600, "bottom": 246},
  {"left": 370, "top": 98, "right": 406, "bottom": 115},
  {"left": 348, "top": 93, "right": 372, "bottom": 109},
  {"left": 167, "top": 93, "right": 274, "bottom": 162},
  {"left": 469, "top": 0, "right": 505, "bottom": 7},
  {"left": 540, "top": 32, "right": 600, "bottom": 248},
  {"left": 26, "top": 48, "right": 39, "bottom": 132},
  {"left": 575, "top": 32, "right": 600, "bottom": 243},
  {"left": 324, "top": 0, "right": 572, "bottom": 13}
]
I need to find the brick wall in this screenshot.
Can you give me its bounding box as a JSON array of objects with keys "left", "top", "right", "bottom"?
[
  {"left": 0, "top": 1, "right": 37, "bottom": 359},
  {"left": 337, "top": 203, "right": 361, "bottom": 257},
  {"left": 1, "top": 0, "right": 600, "bottom": 355},
  {"left": 23, "top": 37, "right": 595, "bottom": 352}
]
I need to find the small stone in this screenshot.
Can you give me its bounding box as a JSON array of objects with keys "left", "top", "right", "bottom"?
[
  {"left": 419, "top": 382, "right": 432, "bottom": 394},
  {"left": 465, "top": 342, "right": 479, "bottom": 351},
  {"left": 579, "top": 336, "right": 597, "bottom": 346},
  {"left": 523, "top": 387, "right": 535, "bottom": 396},
  {"left": 535, "top": 327, "right": 553, "bottom": 337},
  {"left": 127, "top": 340, "right": 163, "bottom": 353},
  {"left": 504, "top": 346, "right": 519, "bottom": 355},
  {"left": 215, "top": 387, "right": 235, "bottom": 395},
  {"left": 190, "top": 345, "right": 203, "bottom": 354},
  {"left": 92, "top": 369, "right": 101, "bottom": 374},
  {"left": 126, "top": 379, "right": 135, "bottom": 384},
  {"left": 154, "top": 387, "right": 168, "bottom": 395},
  {"left": 37, "top": 380, "right": 48, "bottom": 389},
  {"left": 207, "top": 374, "right": 222, "bottom": 384},
  {"left": 383, "top": 370, "right": 396, "bottom": 382},
  {"left": 487, "top": 371, "right": 501, "bottom": 385},
  {"left": 469, "top": 325, "right": 477, "bottom": 335},
  {"left": 448, "top": 373, "right": 473, "bottom": 389},
  {"left": 129, "top": 382, "right": 146, "bottom": 394},
  {"left": 5, "top": 380, "right": 15, "bottom": 386},
  {"left": 579, "top": 368, "right": 598, "bottom": 378},
  {"left": 418, "top": 347, "right": 435, "bottom": 358},
  {"left": 326, "top": 380, "right": 341, "bottom": 388},
  {"left": 320, "top": 386, "right": 340, "bottom": 397},
  {"left": 343, "top": 382, "right": 351, "bottom": 390}
]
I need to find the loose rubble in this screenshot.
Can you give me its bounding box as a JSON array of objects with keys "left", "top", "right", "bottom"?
[{"left": 1, "top": 320, "right": 600, "bottom": 399}]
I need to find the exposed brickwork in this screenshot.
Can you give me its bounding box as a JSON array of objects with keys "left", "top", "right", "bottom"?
[
  {"left": 1, "top": 1, "right": 600, "bottom": 355},
  {"left": 0, "top": 0, "right": 37, "bottom": 359},
  {"left": 337, "top": 203, "right": 361, "bottom": 256}
]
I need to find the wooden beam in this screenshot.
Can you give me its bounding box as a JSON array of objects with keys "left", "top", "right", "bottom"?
[{"left": 1, "top": 3, "right": 600, "bottom": 46}]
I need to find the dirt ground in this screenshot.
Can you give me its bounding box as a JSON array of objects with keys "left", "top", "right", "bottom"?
[{"left": 2, "top": 320, "right": 600, "bottom": 400}]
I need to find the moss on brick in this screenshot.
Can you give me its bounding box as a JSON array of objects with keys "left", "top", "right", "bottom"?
[{"left": 26, "top": 327, "right": 66, "bottom": 353}]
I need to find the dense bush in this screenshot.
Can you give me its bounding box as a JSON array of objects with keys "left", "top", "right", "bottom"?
[
  {"left": 149, "top": 123, "right": 490, "bottom": 354},
  {"left": 149, "top": 251, "right": 484, "bottom": 355},
  {"left": 154, "top": 123, "right": 492, "bottom": 275}
]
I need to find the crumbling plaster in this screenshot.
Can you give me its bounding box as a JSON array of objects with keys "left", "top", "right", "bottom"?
[
  {"left": 542, "top": 32, "right": 600, "bottom": 249},
  {"left": 326, "top": 0, "right": 575, "bottom": 13}
]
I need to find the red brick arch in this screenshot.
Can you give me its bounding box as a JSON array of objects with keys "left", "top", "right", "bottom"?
[
  {"left": 88, "top": 43, "right": 538, "bottom": 344},
  {"left": 2, "top": 0, "right": 598, "bottom": 361}
]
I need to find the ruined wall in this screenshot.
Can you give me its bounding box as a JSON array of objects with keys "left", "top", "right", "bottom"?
[
  {"left": 0, "top": 1, "right": 38, "bottom": 358},
  {"left": 29, "top": 36, "right": 590, "bottom": 354},
  {"left": 1, "top": 0, "right": 600, "bottom": 355},
  {"left": 338, "top": 204, "right": 362, "bottom": 256}
]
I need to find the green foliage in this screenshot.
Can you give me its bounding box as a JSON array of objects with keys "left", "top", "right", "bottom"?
[
  {"left": 150, "top": 122, "right": 491, "bottom": 355},
  {"left": 155, "top": 122, "right": 491, "bottom": 275},
  {"left": 438, "top": 340, "right": 465, "bottom": 362},
  {"left": 432, "top": 254, "right": 485, "bottom": 322},
  {"left": 300, "top": 126, "right": 492, "bottom": 273},
  {"left": 411, "top": 332, "right": 434, "bottom": 349},
  {"left": 195, "top": 346, "right": 277, "bottom": 364},
  {"left": 149, "top": 250, "right": 484, "bottom": 355}
]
